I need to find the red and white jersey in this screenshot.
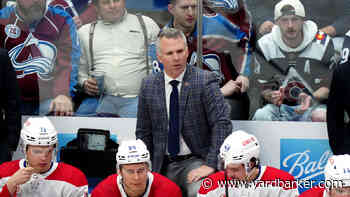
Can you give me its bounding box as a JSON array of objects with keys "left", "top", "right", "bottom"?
[
  {"left": 91, "top": 172, "right": 182, "bottom": 197},
  {"left": 0, "top": 159, "right": 88, "bottom": 197},
  {"left": 299, "top": 187, "right": 327, "bottom": 197},
  {"left": 198, "top": 166, "right": 299, "bottom": 197}
]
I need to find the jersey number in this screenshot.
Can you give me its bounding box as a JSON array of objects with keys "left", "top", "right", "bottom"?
[{"left": 340, "top": 48, "right": 350, "bottom": 64}]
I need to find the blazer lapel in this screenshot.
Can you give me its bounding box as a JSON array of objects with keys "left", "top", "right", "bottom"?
[
  {"left": 179, "top": 66, "right": 191, "bottom": 133},
  {"left": 155, "top": 73, "right": 169, "bottom": 132}
]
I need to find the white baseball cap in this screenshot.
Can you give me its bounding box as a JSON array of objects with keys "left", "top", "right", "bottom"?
[{"left": 274, "top": 0, "right": 305, "bottom": 20}]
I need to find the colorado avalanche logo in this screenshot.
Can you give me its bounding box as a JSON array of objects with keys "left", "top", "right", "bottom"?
[
  {"left": 189, "top": 52, "right": 225, "bottom": 83},
  {"left": 283, "top": 81, "right": 306, "bottom": 103},
  {"left": 9, "top": 33, "right": 57, "bottom": 80}
]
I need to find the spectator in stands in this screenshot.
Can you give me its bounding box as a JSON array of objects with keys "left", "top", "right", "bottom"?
[
  {"left": 299, "top": 154, "right": 350, "bottom": 197},
  {"left": 327, "top": 31, "right": 350, "bottom": 155},
  {"left": 91, "top": 139, "right": 182, "bottom": 197},
  {"left": 0, "top": 0, "right": 79, "bottom": 116},
  {"left": 0, "top": 49, "right": 21, "bottom": 165},
  {"left": 198, "top": 130, "right": 299, "bottom": 197},
  {"left": 0, "top": 117, "right": 88, "bottom": 196},
  {"left": 136, "top": 28, "right": 232, "bottom": 197},
  {"left": 48, "top": 0, "right": 97, "bottom": 29},
  {"left": 247, "top": 0, "right": 350, "bottom": 38},
  {"left": 149, "top": 0, "right": 252, "bottom": 120},
  {"left": 74, "top": 0, "right": 97, "bottom": 27},
  {"left": 75, "top": 0, "right": 160, "bottom": 117},
  {"left": 3, "top": 0, "right": 97, "bottom": 28},
  {"left": 246, "top": 0, "right": 350, "bottom": 53},
  {"left": 251, "top": 0, "right": 337, "bottom": 121}
]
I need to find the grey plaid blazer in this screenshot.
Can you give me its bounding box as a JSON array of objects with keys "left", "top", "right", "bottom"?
[{"left": 136, "top": 65, "right": 232, "bottom": 173}]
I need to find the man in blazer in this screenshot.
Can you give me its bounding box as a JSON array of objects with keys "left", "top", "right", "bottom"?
[
  {"left": 136, "top": 28, "right": 232, "bottom": 197},
  {"left": 0, "top": 48, "right": 21, "bottom": 164}
]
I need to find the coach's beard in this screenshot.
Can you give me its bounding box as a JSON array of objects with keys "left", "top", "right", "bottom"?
[{"left": 17, "top": 3, "right": 45, "bottom": 25}]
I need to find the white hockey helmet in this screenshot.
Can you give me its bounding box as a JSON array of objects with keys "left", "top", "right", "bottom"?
[
  {"left": 116, "top": 139, "right": 151, "bottom": 170},
  {"left": 325, "top": 154, "right": 350, "bottom": 188},
  {"left": 219, "top": 130, "right": 260, "bottom": 171},
  {"left": 21, "top": 117, "right": 58, "bottom": 153}
]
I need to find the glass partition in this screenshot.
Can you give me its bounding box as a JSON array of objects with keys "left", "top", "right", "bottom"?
[{"left": 0, "top": 0, "right": 347, "bottom": 122}]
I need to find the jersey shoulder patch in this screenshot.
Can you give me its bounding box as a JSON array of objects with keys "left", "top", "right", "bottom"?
[{"left": 314, "top": 31, "right": 328, "bottom": 45}]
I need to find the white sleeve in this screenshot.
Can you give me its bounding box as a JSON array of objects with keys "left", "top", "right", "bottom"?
[{"left": 77, "top": 25, "right": 91, "bottom": 87}]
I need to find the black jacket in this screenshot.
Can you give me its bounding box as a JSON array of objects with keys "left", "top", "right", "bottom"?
[
  {"left": 327, "top": 34, "right": 350, "bottom": 154},
  {"left": 0, "top": 48, "right": 21, "bottom": 152}
]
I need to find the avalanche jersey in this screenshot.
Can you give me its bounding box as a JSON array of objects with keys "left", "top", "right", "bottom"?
[
  {"left": 149, "top": 5, "right": 252, "bottom": 85},
  {"left": 0, "top": 159, "right": 88, "bottom": 197},
  {"left": 48, "top": 0, "right": 97, "bottom": 27},
  {"left": 198, "top": 166, "right": 299, "bottom": 197},
  {"left": 48, "top": 0, "right": 91, "bottom": 15},
  {"left": 6, "top": 0, "right": 91, "bottom": 17},
  {"left": 91, "top": 172, "right": 182, "bottom": 197},
  {"left": 48, "top": 0, "right": 79, "bottom": 18},
  {"left": 253, "top": 21, "right": 336, "bottom": 105},
  {"left": 299, "top": 187, "right": 326, "bottom": 197},
  {"left": 0, "top": 6, "right": 79, "bottom": 101}
]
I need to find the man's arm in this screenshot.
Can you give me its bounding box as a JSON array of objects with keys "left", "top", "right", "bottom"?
[
  {"left": 261, "top": 88, "right": 283, "bottom": 106},
  {"left": 54, "top": 14, "right": 80, "bottom": 98},
  {"left": 187, "top": 72, "right": 232, "bottom": 183},
  {"left": 5, "top": 167, "right": 35, "bottom": 196},
  {"left": 326, "top": 35, "right": 350, "bottom": 154},
  {"left": 203, "top": 72, "right": 232, "bottom": 169},
  {"left": 327, "top": 65, "right": 345, "bottom": 154},
  {"left": 66, "top": 166, "right": 89, "bottom": 197},
  {"left": 313, "top": 33, "right": 337, "bottom": 102},
  {"left": 220, "top": 79, "right": 241, "bottom": 96},
  {"left": 50, "top": 13, "right": 80, "bottom": 115},
  {"left": 142, "top": 15, "right": 160, "bottom": 74},
  {"left": 2, "top": 49, "right": 21, "bottom": 152},
  {"left": 76, "top": 25, "right": 100, "bottom": 96},
  {"left": 245, "top": 0, "right": 275, "bottom": 36},
  {"left": 143, "top": 15, "right": 160, "bottom": 44},
  {"left": 135, "top": 78, "right": 153, "bottom": 154},
  {"left": 312, "top": 87, "right": 329, "bottom": 102},
  {"left": 325, "top": 1, "right": 350, "bottom": 36},
  {"left": 78, "top": 2, "right": 97, "bottom": 26}
]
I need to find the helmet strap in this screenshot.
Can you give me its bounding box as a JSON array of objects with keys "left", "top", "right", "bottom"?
[{"left": 245, "top": 163, "right": 260, "bottom": 182}]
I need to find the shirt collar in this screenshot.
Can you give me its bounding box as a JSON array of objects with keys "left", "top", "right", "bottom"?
[{"left": 164, "top": 69, "right": 186, "bottom": 85}]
